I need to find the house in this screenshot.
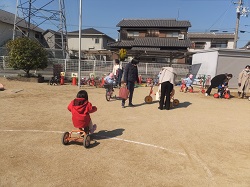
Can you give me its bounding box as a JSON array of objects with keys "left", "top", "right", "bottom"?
[
  {"left": 187, "top": 32, "right": 235, "bottom": 52},
  {"left": 0, "top": 9, "right": 44, "bottom": 48},
  {"left": 108, "top": 19, "right": 192, "bottom": 64},
  {"left": 43, "top": 29, "right": 67, "bottom": 58},
  {"left": 67, "top": 28, "right": 116, "bottom": 60}
]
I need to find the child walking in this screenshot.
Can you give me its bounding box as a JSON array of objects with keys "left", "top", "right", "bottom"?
[{"left": 67, "top": 90, "right": 97, "bottom": 134}]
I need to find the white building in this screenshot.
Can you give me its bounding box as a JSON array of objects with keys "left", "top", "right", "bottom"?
[{"left": 188, "top": 32, "right": 235, "bottom": 52}]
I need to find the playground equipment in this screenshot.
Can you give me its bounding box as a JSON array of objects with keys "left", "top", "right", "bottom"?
[
  {"left": 180, "top": 79, "right": 193, "bottom": 93},
  {"left": 104, "top": 84, "right": 116, "bottom": 101},
  {"left": 144, "top": 86, "right": 154, "bottom": 103},
  {"left": 213, "top": 89, "right": 230, "bottom": 99},
  {"left": 49, "top": 76, "right": 59, "bottom": 85},
  {"left": 145, "top": 86, "right": 179, "bottom": 107},
  {"left": 61, "top": 127, "right": 91, "bottom": 148}
]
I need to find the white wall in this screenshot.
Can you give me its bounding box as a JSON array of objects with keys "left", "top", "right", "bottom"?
[
  {"left": 68, "top": 36, "right": 103, "bottom": 51},
  {"left": 191, "top": 51, "right": 219, "bottom": 78}
]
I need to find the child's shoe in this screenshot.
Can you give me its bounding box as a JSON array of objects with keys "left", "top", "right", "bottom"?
[{"left": 90, "top": 124, "right": 97, "bottom": 134}]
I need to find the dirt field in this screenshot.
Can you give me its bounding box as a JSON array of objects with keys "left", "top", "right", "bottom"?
[{"left": 0, "top": 77, "right": 249, "bottom": 187}]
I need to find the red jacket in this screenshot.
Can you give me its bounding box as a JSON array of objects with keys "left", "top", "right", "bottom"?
[{"left": 67, "top": 98, "right": 97, "bottom": 128}]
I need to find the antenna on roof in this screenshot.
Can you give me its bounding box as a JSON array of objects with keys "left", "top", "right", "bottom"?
[{"left": 177, "top": 8, "right": 180, "bottom": 20}]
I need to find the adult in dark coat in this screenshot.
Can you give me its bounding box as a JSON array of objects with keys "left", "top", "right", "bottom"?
[
  {"left": 122, "top": 57, "right": 139, "bottom": 108},
  {"left": 205, "top": 73, "right": 233, "bottom": 96}
]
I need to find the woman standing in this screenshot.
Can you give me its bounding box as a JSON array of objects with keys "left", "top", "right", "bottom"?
[
  {"left": 158, "top": 67, "right": 177, "bottom": 110},
  {"left": 112, "top": 59, "right": 123, "bottom": 87},
  {"left": 121, "top": 57, "right": 139, "bottom": 108},
  {"left": 238, "top": 65, "right": 250, "bottom": 98}
]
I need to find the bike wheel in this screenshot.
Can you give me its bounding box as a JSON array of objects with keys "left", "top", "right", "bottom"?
[
  {"left": 144, "top": 96, "right": 153, "bottom": 104},
  {"left": 62, "top": 132, "right": 70, "bottom": 145},
  {"left": 173, "top": 99, "right": 179, "bottom": 106},
  {"left": 106, "top": 90, "right": 111, "bottom": 101},
  {"left": 83, "top": 134, "right": 91, "bottom": 148}
]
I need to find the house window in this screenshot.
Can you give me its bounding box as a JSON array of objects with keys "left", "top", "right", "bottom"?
[
  {"left": 192, "top": 42, "right": 206, "bottom": 49},
  {"left": 166, "top": 32, "right": 179, "bottom": 38},
  {"left": 146, "top": 30, "right": 159, "bottom": 37},
  {"left": 211, "top": 41, "right": 227, "bottom": 48},
  {"left": 95, "top": 38, "right": 99, "bottom": 44},
  {"left": 35, "top": 33, "right": 40, "bottom": 39},
  {"left": 127, "top": 31, "right": 139, "bottom": 38}
]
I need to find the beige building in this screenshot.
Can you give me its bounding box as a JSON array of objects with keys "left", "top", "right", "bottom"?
[{"left": 67, "top": 28, "right": 115, "bottom": 52}]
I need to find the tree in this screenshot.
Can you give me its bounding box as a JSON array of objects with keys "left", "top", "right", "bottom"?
[
  {"left": 119, "top": 48, "right": 127, "bottom": 61},
  {"left": 6, "top": 37, "right": 48, "bottom": 77}
]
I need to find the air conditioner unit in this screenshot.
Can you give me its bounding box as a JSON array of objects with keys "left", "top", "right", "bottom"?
[{"left": 178, "top": 34, "right": 185, "bottom": 40}]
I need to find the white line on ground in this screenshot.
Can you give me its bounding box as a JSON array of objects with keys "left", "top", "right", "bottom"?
[{"left": 0, "top": 129, "right": 215, "bottom": 186}]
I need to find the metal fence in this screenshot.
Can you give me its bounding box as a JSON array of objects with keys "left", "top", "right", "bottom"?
[{"left": 0, "top": 57, "right": 191, "bottom": 82}]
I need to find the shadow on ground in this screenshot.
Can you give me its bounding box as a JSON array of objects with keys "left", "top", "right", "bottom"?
[{"left": 88, "top": 128, "right": 125, "bottom": 148}]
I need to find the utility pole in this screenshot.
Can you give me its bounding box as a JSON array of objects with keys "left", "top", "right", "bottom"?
[{"left": 233, "top": 0, "right": 243, "bottom": 49}]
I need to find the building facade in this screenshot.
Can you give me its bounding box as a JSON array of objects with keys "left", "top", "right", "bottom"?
[
  {"left": 187, "top": 33, "right": 235, "bottom": 52},
  {"left": 108, "top": 19, "right": 192, "bottom": 64},
  {"left": 0, "top": 9, "right": 44, "bottom": 48}
]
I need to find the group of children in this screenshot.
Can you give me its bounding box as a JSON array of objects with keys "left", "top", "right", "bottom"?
[{"left": 67, "top": 66, "right": 234, "bottom": 135}]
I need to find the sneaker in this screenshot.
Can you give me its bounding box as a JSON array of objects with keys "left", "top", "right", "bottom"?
[
  {"left": 90, "top": 124, "right": 97, "bottom": 134},
  {"left": 128, "top": 103, "right": 135, "bottom": 107},
  {"left": 205, "top": 93, "right": 208, "bottom": 96}
]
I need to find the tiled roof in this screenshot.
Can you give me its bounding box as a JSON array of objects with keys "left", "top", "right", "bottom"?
[
  {"left": 133, "top": 37, "right": 191, "bottom": 47},
  {"left": 108, "top": 40, "right": 134, "bottom": 47},
  {"left": 108, "top": 37, "right": 191, "bottom": 48},
  {"left": 131, "top": 47, "right": 161, "bottom": 51},
  {"left": 187, "top": 33, "right": 235, "bottom": 39},
  {"left": 0, "top": 9, "right": 44, "bottom": 32},
  {"left": 117, "top": 19, "right": 191, "bottom": 28}
]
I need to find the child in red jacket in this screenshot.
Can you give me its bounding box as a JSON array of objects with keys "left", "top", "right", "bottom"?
[{"left": 68, "top": 90, "right": 97, "bottom": 134}]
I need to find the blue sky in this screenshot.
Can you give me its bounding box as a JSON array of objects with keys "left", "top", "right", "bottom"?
[{"left": 1, "top": 0, "right": 250, "bottom": 48}]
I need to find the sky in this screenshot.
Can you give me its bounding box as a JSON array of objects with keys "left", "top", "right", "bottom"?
[{"left": 1, "top": 0, "right": 250, "bottom": 48}]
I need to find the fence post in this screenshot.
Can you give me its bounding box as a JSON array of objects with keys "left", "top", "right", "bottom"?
[
  {"left": 64, "top": 59, "right": 67, "bottom": 73},
  {"left": 93, "top": 60, "right": 96, "bottom": 74}
]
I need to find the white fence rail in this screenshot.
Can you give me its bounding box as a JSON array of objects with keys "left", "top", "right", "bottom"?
[{"left": 0, "top": 57, "right": 191, "bottom": 81}]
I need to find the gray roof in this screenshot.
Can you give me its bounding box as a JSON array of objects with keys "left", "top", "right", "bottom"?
[
  {"left": 68, "top": 28, "right": 115, "bottom": 41},
  {"left": 117, "top": 19, "right": 191, "bottom": 28},
  {"left": 68, "top": 28, "right": 104, "bottom": 35},
  {"left": 0, "top": 9, "right": 44, "bottom": 33},
  {"left": 187, "top": 33, "right": 235, "bottom": 39},
  {"left": 109, "top": 37, "right": 191, "bottom": 48},
  {"left": 133, "top": 37, "right": 191, "bottom": 47}
]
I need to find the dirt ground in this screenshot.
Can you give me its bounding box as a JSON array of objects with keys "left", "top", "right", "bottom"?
[{"left": 0, "top": 77, "right": 249, "bottom": 187}]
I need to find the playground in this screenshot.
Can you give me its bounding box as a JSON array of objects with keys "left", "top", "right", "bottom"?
[{"left": 0, "top": 77, "right": 249, "bottom": 187}]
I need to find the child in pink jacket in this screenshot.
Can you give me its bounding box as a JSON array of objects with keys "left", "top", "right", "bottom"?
[{"left": 68, "top": 90, "right": 97, "bottom": 134}]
